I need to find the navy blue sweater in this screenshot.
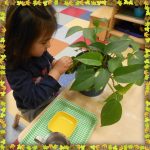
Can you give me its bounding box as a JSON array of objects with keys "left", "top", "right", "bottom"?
[{"left": 6, "top": 51, "right": 61, "bottom": 109}]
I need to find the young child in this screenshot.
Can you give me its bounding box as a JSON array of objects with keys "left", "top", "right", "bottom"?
[{"left": 5, "top": 5, "right": 73, "bottom": 121}]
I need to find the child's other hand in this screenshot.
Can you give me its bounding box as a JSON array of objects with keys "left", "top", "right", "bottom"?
[
  {"left": 49, "top": 56, "right": 73, "bottom": 80},
  {"left": 53, "top": 56, "right": 73, "bottom": 74}
]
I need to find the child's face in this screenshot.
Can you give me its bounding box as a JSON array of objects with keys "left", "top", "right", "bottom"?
[{"left": 30, "top": 35, "right": 51, "bottom": 57}]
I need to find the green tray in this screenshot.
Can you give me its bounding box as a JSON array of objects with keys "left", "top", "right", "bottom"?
[{"left": 20, "top": 97, "right": 98, "bottom": 145}]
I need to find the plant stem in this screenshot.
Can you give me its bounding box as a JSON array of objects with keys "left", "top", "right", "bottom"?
[
  {"left": 108, "top": 82, "right": 115, "bottom": 92},
  {"left": 103, "top": 55, "right": 108, "bottom": 68},
  {"left": 110, "top": 76, "right": 115, "bottom": 87}
]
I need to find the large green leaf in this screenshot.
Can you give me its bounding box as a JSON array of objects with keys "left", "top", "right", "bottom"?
[
  {"left": 135, "top": 78, "right": 144, "bottom": 86},
  {"left": 89, "top": 42, "right": 105, "bottom": 52},
  {"left": 75, "top": 51, "right": 103, "bottom": 66},
  {"left": 113, "top": 64, "right": 143, "bottom": 76},
  {"left": 108, "top": 57, "right": 123, "bottom": 73},
  {"left": 70, "top": 41, "right": 87, "bottom": 48},
  {"left": 76, "top": 64, "right": 87, "bottom": 72},
  {"left": 83, "top": 28, "right": 96, "bottom": 43},
  {"left": 127, "top": 51, "right": 144, "bottom": 65},
  {"left": 101, "top": 99, "right": 122, "bottom": 126},
  {"left": 87, "top": 45, "right": 100, "bottom": 51},
  {"left": 66, "top": 26, "right": 83, "bottom": 37},
  {"left": 107, "top": 34, "right": 130, "bottom": 42},
  {"left": 75, "top": 64, "right": 94, "bottom": 78},
  {"left": 115, "top": 69, "right": 144, "bottom": 85},
  {"left": 115, "top": 53, "right": 125, "bottom": 60},
  {"left": 114, "top": 65, "right": 144, "bottom": 85},
  {"left": 105, "top": 39, "right": 131, "bottom": 53},
  {"left": 70, "top": 69, "right": 95, "bottom": 91},
  {"left": 105, "top": 92, "right": 123, "bottom": 102},
  {"left": 107, "top": 36, "right": 119, "bottom": 42},
  {"left": 107, "top": 35, "right": 139, "bottom": 54},
  {"left": 114, "top": 84, "right": 133, "bottom": 95},
  {"left": 94, "top": 68, "right": 110, "bottom": 91}
]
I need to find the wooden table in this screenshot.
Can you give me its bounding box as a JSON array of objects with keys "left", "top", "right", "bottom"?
[{"left": 18, "top": 83, "right": 144, "bottom": 145}]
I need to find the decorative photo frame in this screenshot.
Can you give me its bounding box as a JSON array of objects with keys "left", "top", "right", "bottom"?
[{"left": 0, "top": 0, "right": 149, "bottom": 149}]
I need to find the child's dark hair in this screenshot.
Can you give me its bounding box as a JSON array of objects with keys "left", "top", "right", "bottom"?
[{"left": 5, "top": 5, "right": 57, "bottom": 69}]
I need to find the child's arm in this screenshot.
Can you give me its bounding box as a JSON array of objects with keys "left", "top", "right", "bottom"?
[
  {"left": 6, "top": 57, "right": 72, "bottom": 109},
  {"left": 6, "top": 68, "right": 61, "bottom": 109},
  {"left": 48, "top": 68, "right": 60, "bottom": 81},
  {"left": 49, "top": 56, "right": 73, "bottom": 81}
]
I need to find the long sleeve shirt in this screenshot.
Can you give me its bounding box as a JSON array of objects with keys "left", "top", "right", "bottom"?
[{"left": 6, "top": 51, "right": 61, "bottom": 109}]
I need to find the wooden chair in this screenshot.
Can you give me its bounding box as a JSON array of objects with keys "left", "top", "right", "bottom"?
[
  {"left": 13, "top": 113, "right": 30, "bottom": 129},
  {"left": 5, "top": 90, "right": 30, "bottom": 129}
]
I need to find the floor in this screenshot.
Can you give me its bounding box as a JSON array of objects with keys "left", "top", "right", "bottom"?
[{"left": 5, "top": 5, "right": 100, "bottom": 144}]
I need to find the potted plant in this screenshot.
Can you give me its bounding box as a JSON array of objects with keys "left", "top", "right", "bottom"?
[{"left": 65, "top": 18, "right": 144, "bottom": 126}]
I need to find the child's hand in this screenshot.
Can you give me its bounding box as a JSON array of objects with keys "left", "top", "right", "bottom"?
[
  {"left": 53, "top": 56, "right": 73, "bottom": 74},
  {"left": 52, "top": 59, "right": 57, "bottom": 67},
  {"left": 49, "top": 56, "right": 73, "bottom": 80}
]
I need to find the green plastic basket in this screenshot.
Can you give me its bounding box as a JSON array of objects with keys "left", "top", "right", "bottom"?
[{"left": 20, "top": 97, "right": 98, "bottom": 145}]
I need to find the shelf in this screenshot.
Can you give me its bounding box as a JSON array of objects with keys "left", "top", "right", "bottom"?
[
  {"left": 114, "top": 14, "right": 144, "bottom": 25},
  {"left": 90, "top": 6, "right": 114, "bottom": 19},
  {"left": 109, "top": 30, "right": 145, "bottom": 45}
]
